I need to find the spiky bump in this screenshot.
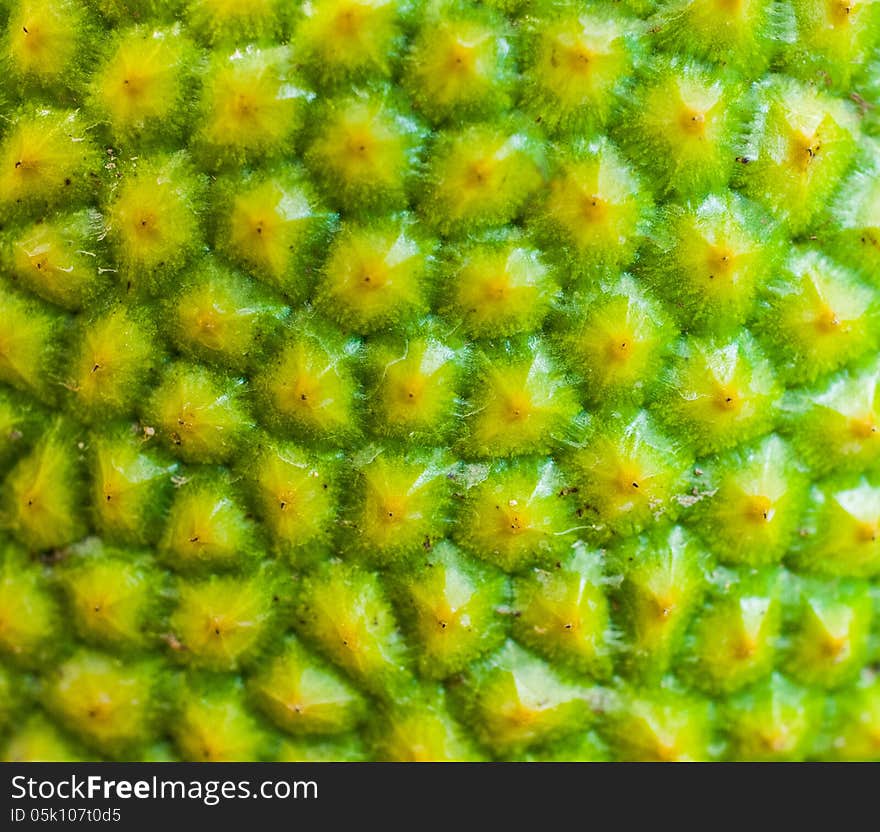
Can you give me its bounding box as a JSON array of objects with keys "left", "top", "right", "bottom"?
[
  {"left": 783, "top": 577, "right": 873, "bottom": 690},
  {"left": 452, "top": 457, "right": 577, "bottom": 572},
  {"left": 783, "top": 0, "right": 880, "bottom": 91},
  {"left": 342, "top": 449, "right": 454, "bottom": 564},
  {"left": 752, "top": 248, "right": 880, "bottom": 386},
  {"left": 306, "top": 91, "right": 423, "bottom": 214},
  {"left": 821, "top": 144, "right": 880, "bottom": 283},
  {"left": 459, "top": 337, "right": 580, "bottom": 459},
  {"left": 294, "top": 560, "right": 409, "bottom": 697},
  {"left": 248, "top": 635, "right": 366, "bottom": 736},
  {"left": 168, "top": 568, "right": 278, "bottom": 670},
  {"left": 245, "top": 441, "right": 339, "bottom": 560},
  {"left": 253, "top": 319, "right": 362, "bottom": 445},
  {"left": 532, "top": 137, "right": 650, "bottom": 272},
  {"left": 418, "top": 121, "right": 545, "bottom": 236},
  {"left": 362, "top": 323, "right": 466, "bottom": 445},
  {"left": 56, "top": 542, "right": 165, "bottom": 649},
  {"left": 315, "top": 216, "right": 434, "bottom": 335},
  {"left": 617, "top": 58, "right": 743, "bottom": 197},
  {"left": 163, "top": 257, "right": 288, "bottom": 372},
  {"left": 0, "top": 543, "right": 59, "bottom": 666},
  {"left": 720, "top": 673, "right": 821, "bottom": 761},
  {"left": 520, "top": 9, "right": 636, "bottom": 135},
  {"left": 568, "top": 409, "right": 690, "bottom": 540},
  {"left": 602, "top": 685, "right": 712, "bottom": 762},
  {"left": 159, "top": 472, "right": 259, "bottom": 572},
  {"left": 213, "top": 166, "right": 335, "bottom": 300},
  {"left": 783, "top": 359, "right": 880, "bottom": 476},
  {"left": 791, "top": 473, "right": 880, "bottom": 578},
  {"left": 649, "top": 0, "right": 783, "bottom": 74},
  {"left": 686, "top": 434, "right": 808, "bottom": 566},
  {"left": 439, "top": 230, "right": 557, "bottom": 339},
  {"left": 1, "top": 420, "right": 86, "bottom": 550},
  {"left": 185, "top": 0, "right": 294, "bottom": 45},
  {"left": 0, "top": 108, "right": 99, "bottom": 221},
  {"left": 7, "top": 210, "right": 105, "bottom": 311},
  {"left": 387, "top": 540, "right": 509, "bottom": 679},
  {"left": 43, "top": 651, "right": 159, "bottom": 757},
  {"left": 609, "top": 524, "right": 707, "bottom": 678},
  {"left": 144, "top": 363, "right": 251, "bottom": 464},
  {"left": 654, "top": 332, "right": 780, "bottom": 457},
  {"left": 682, "top": 568, "right": 782, "bottom": 694},
  {"left": 5, "top": 0, "right": 94, "bottom": 94},
  {"left": 403, "top": 1, "right": 513, "bottom": 125},
  {"left": 738, "top": 77, "right": 858, "bottom": 234},
  {"left": 0, "top": 283, "right": 66, "bottom": 404},
  {"left": 173, "top": 679, "right": 268, "bottom": 762},
  {"left": 553, "top": 274, "right": 675, "bottom": 406},
  {"left": 67, "top": 306, "right": 160, "bottom": 419},
  {"left": 450, "top": 640, "right": 596, "bottom": 757},
  {"left": 292, "top": 0, "right": 404, "bottom": 86},
  {"left": 89, "top": 25, "right": 199, "bottom": 144},
  {"left": 372, "top": 686, "right": 480, "bottom": 761},
  {"left": 91, "top": 428, "right": 177, "bottom": 545},
  {"left": 642, "top": 192, "right": 781, "bottom": 335},
  {"left": 193, "top": 46, "right": 307, "bottom": 168},
  {"left": 104, "top": 153, "right": 205, "bottom": 286},
  {"left": 512, "top": 544, "right": 614, "bottom": 681}
]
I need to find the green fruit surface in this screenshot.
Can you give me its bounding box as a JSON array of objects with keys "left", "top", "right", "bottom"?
[{"left": 2, "top": 0, "right": 880, "bottom": 761}]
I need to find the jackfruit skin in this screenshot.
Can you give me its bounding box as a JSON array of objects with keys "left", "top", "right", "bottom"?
[{"left": 1, "top": 0, "right": 879, "bottom": 763}]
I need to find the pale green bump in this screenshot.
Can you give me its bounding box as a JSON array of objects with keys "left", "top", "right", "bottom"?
[
  {"left": 91, "top": 427, "right": 177, "bottom": 546},
  {"left": 159, "top": 471, "right": 260, "bottom": 572},
  {"left": 43, "top": 650, "right": 160, "bottom": 757},
  {"left": 164, "top": 256, "right": 288, "bottom": 371},
  {"left": 553, "top": 274, "right": 675, "bottom": 406},
  {"left": 460, "top": 337, "right": 580, "bottom": 459},
  {"left": 419, "top": 119, "right": 545, "bottom": 236},
  {"left": 643, "top": 192, "right": 782, "bottom": 335},
  {"left": 753, "top": 248, "right": 880, "bottom": 386},
  {"left": 145, "top": 363, "right": 251, "bottom": 464},
  {"left": 610, "top": 525, "right": 708, "bottom": 679},
  {"left": 452, "top": 456, "right": 577, "bottom": 572},
  {"left": 254, "top": 319, "right": 362, "bottom": 445},
  {"left": 682, "top": 567, "right": 782, "bottom": 695},
  {"left": 451, "top": 640, "right": 596, "bottom": 757},
  {"left": 248, "top": 635, "right": 367, "bottom": 736},
  {"left": 721, "top": 673, "right": 822, "bottom": 762},
  {"left": 568, "top": 409, "right": 691, "bottom": 540},
  {"left": 784, "top": 577, "right": 873, "bottom": 690},
  {"left": 6, "top": 210, "right": 105, "bottom": 310},
  {"left": 686, "top": 434, "right": 808, "bottom": 566},
  {"left": 174, "top": 678, "right": 270, "bottom": 762},
  {"left": 245, "top": 440, "right": 340, "bottom": 560},
  {"left": 294, "top": 559, "right": 410, "bottom": 698},
  {"left": 343, "top": 448, "right": 454, "bottom": 564},
  {"left": 603, "top": 684, "right": 713, "bottom": 762},
  {"left": 512, "top": 544, "right": 614, "bottom": 680},
  {"left": 168, "top": 567, "right": 278, "bottom": 670},
  {"left": 387, "top": 539, "right": 509, "bottom": 679},
  {"left": 56, "top": 541, "right": 165, "bottom": 649},
  {"left": 791, "top": 473, "right": 880, "bottom": 578},
  {"left": 1, "top": 419, "right": 86, "bottom": 551},
  {"left": 0, "top": 542, "right": 60, "bottom": 666},
  {"left": 655, "top": 331, "right": 780, "bottom": 457},
  {"left": 314, "top": 215, "right": 434, "bottom": 335}
]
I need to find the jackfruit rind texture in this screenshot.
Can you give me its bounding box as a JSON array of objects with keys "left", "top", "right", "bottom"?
[{"left": 1, "top": 0, "right": 880, "bottom": 762}]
